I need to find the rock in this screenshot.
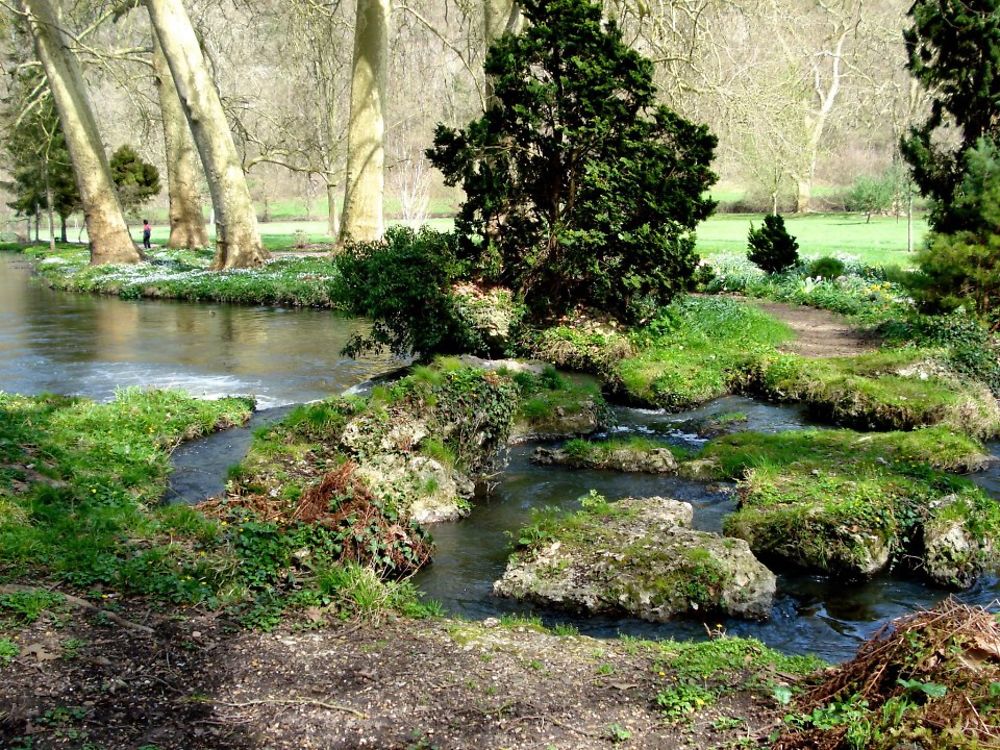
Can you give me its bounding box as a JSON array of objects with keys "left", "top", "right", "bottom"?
[
  {"left": 725, "top": 503, "right": 892, "bottom": 579},
  {"left": 457, "top": 356, "right": 546, "bottom": 375},
  {"left": 340, "top": 414, "right": 429, "bottom": 455},
  {"left": 509, "top": 397, "right": 606, "bottom": 442},
  {"left": 451, "top": 283, "right": 516, "bottom": 357},
  {"left": 532, "top": 445, "right": 678, "bottom": 474},
  {"left": 922, "top": 493, "right": 997, "bottom": 589},
  {"left": 355, "top": 454, "right": 473, "bottom": 524},
  {"left": 495, "top": 497, "right": 775, "bottom": 621}
]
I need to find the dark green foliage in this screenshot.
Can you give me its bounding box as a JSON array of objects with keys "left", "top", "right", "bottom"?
[
  {"left": 747, "top": 214, "right": 799, "bottom": 274},
  {"left": 905, "top": 140, "right": 1000, "bottom": 323},
  {"left": 333, "top": 226, "right": 485, "bottom": 357},
  {"left": 2, "top": 70, "right": 80, "bottom": 239},
  {"left": 808, "top": 257, "right": 846, "bottom": 280},
  {"left": 109, "top": 145, "right": 161, "bottom": 215},
  {"left": 427, "top": 0, "right": 717, "bottom": 324},
  {"left": 902, "top": 0, "right": 1000, "bottom": 233}
]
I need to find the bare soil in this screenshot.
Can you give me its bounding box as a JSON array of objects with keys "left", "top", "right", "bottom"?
[
  {"left": 751, "top": 300, "right": 875, "bottom": 358},
  {"left": 1, "top": 604, "right": 785, "bottom": 749}
]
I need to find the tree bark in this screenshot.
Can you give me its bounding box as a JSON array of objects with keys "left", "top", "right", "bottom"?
[
  {"left": 60, "top": 214, "right": 67, "bottom": 242},
  {"left": 340, "top": 0, "right": 389, "bottom": 243},
  {"left": 327, "top": 182, "right": 340, "bottom": 238},
  {"left": 484, "top": 1, "right": 521, "bottom": 108},
  {"left": 21, "top": 0, "right": 140, "bottom": 265},
  {"left": 152, "top": 35, "right": 209, "bottom": 250},
  {"left": 145, "top": 0, "right": 266, "bottom": 268}
]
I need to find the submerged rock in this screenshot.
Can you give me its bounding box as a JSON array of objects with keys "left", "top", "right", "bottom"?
[
  {"left": 495, "top": 496, "right": 776, "bottom": 621},
  {"left": 532, "top": 444, "right": 678, "bottom": 474}
]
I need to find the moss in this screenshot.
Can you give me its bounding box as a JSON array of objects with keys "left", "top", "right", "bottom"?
[
  {"left": 561, "top": 435, "right": 678, "bottom": 461},
  {"left": 743, "top": 350, "right": 1000, "bottom": 438},
  {"left": 512, "top": 368, "right": 610, "bottom": 437}
]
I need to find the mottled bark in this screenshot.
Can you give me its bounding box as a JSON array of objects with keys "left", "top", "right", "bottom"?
[
  {"left": 21, "top": 0, "right": 139, "bottom": 265},
  {"left": 340, "top": 0, "right": 389, "bottom": 243},
  {"left": 145, "top": 0, "right": 266, "bottom": 268},
  {"left": 152, "top": 36, "right": 209, "bottom": 250}
]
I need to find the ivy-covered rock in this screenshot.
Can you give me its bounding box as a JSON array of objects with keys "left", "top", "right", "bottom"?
[
  {"left": 450, "top": 283, "right": 519, "bottom": 357},
  {"left": 495, "top": 494, "right": 776, "bottom": 621},
  {"left": 509, "top": 368, "right": 612, "bottom": 442}
]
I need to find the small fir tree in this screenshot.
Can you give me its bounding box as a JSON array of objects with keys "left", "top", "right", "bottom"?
[
  {"left": 747, "top": 214, "right": 799, "bottom": 274},
  {"left": 427, "top": 0, "right": 717, "bottom": 324}
]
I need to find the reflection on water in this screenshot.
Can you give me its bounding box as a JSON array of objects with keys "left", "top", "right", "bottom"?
[{"left": 0, "top": 254, "right": 394, "bottom": 405}]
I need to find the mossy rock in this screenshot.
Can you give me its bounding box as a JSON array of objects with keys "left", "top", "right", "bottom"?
[
  {"left": 533, "top": 438, "right": 678, "bottom": 474},
  {"left": 921, "top": 491, "right": 1000, "bottom": 588},
  {"left": 495, "top": 496, "right": 776, "bottom": 621}
]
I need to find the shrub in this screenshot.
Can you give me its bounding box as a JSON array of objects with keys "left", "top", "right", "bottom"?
[
  {"left": 747, "top": 214, "right": 799, "bottom": 274},
  {"left": 905, "top": 140, "right": 1000, "bottom": 324},
  {"left": 334, "top": 226, "right": 479, "bottom": 357},
  {"left": 427, "top": 0, "right": 717, "bottom": 324},
  {"left": 808, "top": 256, "right": 846, "bottom": 280},
  {"left": 845, "top": 170, "right": 900, "bottom": 222}
]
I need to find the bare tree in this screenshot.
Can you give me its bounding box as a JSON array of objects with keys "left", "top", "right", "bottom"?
[
  {"left": 19, "top": 0, "right": 139, "bottom": 264},
  {"left": 152, "top": 35, "right": 208, "bottom": 249},
  {"left": 340, "top": 0, "right": 389, "bottom": 242},
  {"left": 145, "top": 0, "right": 266, "bottom": 268}
]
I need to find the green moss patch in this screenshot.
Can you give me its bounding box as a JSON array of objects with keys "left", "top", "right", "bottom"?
[
  {"left": 685, "top": 427, "right": 1000, "bottom": 582},
  {"left": 510, "top": 366, "right": 611, "bottom": 439}
]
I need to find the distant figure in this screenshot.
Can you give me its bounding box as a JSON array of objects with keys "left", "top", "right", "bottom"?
[{"left": 142, "top": 219, "right": 152, "bottom": 250}]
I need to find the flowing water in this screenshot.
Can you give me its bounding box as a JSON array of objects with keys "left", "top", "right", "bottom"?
[{"left": 2, "top": 252, "right": 997, "bottom": 662}]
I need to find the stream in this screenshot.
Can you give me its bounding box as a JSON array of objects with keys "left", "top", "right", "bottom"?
[{"left": 2, "top": 252, "right": 998, "bottom": 663}]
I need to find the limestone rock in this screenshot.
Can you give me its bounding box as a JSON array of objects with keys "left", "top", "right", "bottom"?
[
  {"left": 495, "top": 497, "right": 775, "bottom": 621},
  {"left": 532, "top": 445, "right": 678, "bottom": 474},
  {"left": 451, "top": 283, "right": 516, "bottom": 357},
  {"left": 355, "top": 453, "right": 473, "bottom": 525},
  {"left": 923, "top": 494, "right": 997, "bottom": 589}
]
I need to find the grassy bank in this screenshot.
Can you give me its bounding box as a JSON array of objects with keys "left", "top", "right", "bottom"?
[{"left": 22, "top": 244, "right": 346, "bottom": 307}]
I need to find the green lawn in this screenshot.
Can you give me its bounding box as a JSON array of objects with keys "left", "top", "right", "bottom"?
[
  {"left": 696, "top": 213, "right": 927, "bottom": 267},
  {"left": 22, "top": 211, "right": 925, "bottom": 267}
]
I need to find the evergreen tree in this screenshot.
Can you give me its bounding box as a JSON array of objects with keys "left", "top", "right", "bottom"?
[
  {"left": 2, "top": 71, "right": 81, "bottom": 243},
  {"left": 109, "top": 145, "right": 161, "bottom": 216},
  {"left": 747, "top": 214, "right": 799, "bottom": 274},
  {"left": 901, "top": 0, "right": 1000, "bottom": 232},
  {"left": 427, "top": 0, "right": 717, "bottom": 324}
]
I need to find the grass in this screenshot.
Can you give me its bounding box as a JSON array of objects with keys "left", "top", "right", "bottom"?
[
  {"left": 511, "top": 366, "right": 609, "bottom": 436},
  {"left": 0, "top": 389, "right": 253, "bottom": 596},
  {"left": 684, "top": 426, "right": 1000, "bottom": 581},
  {"left": 23, "top": 244, "right": 346, "bottom": 308},
  {"left": 696, "top": 213, "right": 927, "bottom": 268},
  {"left": 614, "top": 296, "right": 793, "bottom": 409}
]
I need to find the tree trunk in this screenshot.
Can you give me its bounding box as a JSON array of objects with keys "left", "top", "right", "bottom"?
[
  {"left": 795, "top": 179, "right": 811, "bottom": 214},
  {"left": 145, "top": 0, "right": 266, "bottom": 269},
  {"left": 60, "top": 214, "right": 67, "bottom": 243},
  {"left": 340, "top": 0, "right": 389, "bottom": 243},
  {"left": 45, "top": 171, "right": 55, "bottom": 253},
  {"left": 20, "top": 0, "right": 140, "bottom": 265},
  {"left": 327, "top": 182, "right": 340, "bottom": 237},
  {"left": 484, "top": 1, "right": 521, "bottom": 108},
  {"left": 34, "top": 208, "right": 39, "bottom": 242},
  {"left": 152, "top": 35, "right": 209, "bottom": 250}
]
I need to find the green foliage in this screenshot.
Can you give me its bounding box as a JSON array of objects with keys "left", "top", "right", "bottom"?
[
  {"left": 1, "top": 68, "right": 79, "bottom": 234},
  {"left": 902, "top": 1, "right": 1000, "bottom": 233},
  {"left": 656, "top": 682, "right": 716, "bottom": 723},
  {"left": 0, "top": 590, "right": 65, "bottom": 627},
  {"left": 428, "top": 0, "right": 717, "bottom": 324},
  {"left": 26, "top": 245, "right": 345, "bottom": 307},
  {"left": 109, "top": 145, "right": 161, "bottom": 216},
  {"left": 0, "top": 638, "right": 18, "bottom": 667},
  {"left": 905, "top": 139, "right": 1000, "bottom": 323},
  {"left": 845, "top": 169, "right": 903, "bottom": 222},
  {"left": 747, "top": 214, "right": 799, "bottom": 274},
  {"left": 808, "top": 256, "right": 846, "bottom": 280},
  {"left": 334, "top": 226, "right": 490, "bottom": 357}
]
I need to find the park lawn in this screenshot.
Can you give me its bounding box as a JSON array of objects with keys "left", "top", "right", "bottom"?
[{"left": 695, "top": 212, "right": 927, "bottom": 267}]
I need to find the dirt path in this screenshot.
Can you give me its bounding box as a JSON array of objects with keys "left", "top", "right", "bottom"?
[
  {"left": 1, "top": 607, "right": 785, "bottom": 750},
  {"left": 751, "top": 300, "right": 875, "bottom": 358}
]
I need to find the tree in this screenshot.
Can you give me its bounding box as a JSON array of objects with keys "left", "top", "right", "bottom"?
[
  {"left": 428, "top": 0, "right": 717, "bottom": 324},
  {"left": 109, "top": 145, "right": 161, "bottom": 217},
  {"left": 2, "top": 70, "right": 80, "bottom": 246},
  {"left": 19, "top": 0, "right": 140, "bottom": 264},
  {"left": 901, "top": 0, "right": 1000, "bottom": 233},
  {"left": 340, "top": 0, "right": 390, "bottom": 243},
  {"left": 152, "top": 35, "right": 209, "bottom": 249},
  {"left": 145, "top": 0, "right": 268, "bottom": 269},
  {"left": 846, "top": 168, "right": 901, "bottom": 222},
  {"left": 747, "top": 213, "right": 799, "bottom": 274}
]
